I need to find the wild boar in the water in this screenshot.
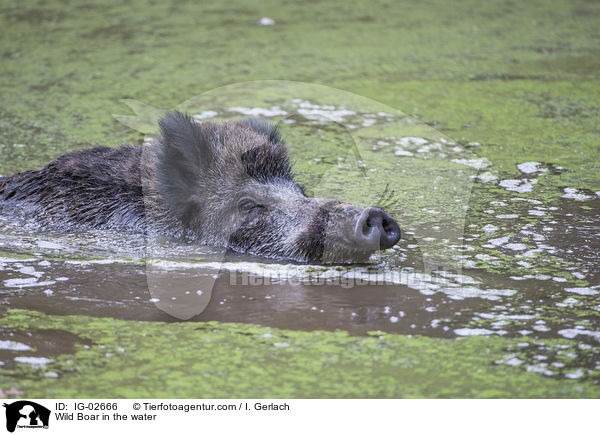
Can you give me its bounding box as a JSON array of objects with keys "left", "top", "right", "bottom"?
[{"left": 0, "top": 111, "right": 401, "bottom": 263}]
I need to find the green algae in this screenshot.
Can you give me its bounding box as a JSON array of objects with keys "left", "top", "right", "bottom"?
[
  {"left": 343, "top": 80, "right": 600, "bottom": 191},
  {"left": 1, "top": 0, "right": 600, "bottom": 398},
  {"left": 1, "top": 0, "right": 599, "bottom": 187},
  {"left": 0, "top": 309, "right": 598, "bottom": 398}
]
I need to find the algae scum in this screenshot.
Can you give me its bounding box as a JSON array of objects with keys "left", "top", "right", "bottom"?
[{"left": 1, "top": 0, "right": 599, "bottom": 397}]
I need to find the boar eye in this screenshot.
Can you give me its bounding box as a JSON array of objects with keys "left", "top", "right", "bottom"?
[{"left": 238, "top": 198, "right": 263, "bottom": 214}]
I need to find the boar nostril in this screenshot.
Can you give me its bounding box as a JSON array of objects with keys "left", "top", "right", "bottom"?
[{"left": 354, "top": 207, "right": 401, "bottom": 250}]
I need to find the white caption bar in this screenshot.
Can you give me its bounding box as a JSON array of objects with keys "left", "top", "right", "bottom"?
[{"left": 1, "top": 399, "right": 597, "bottom": 434}]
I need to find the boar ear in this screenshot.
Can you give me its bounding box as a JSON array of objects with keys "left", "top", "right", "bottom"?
[
  {"left": 240, "top": 118, "right": 284, "bottom": 144},
  {"left": 156, "top": 111, "right": 213, "bottom": 223}
]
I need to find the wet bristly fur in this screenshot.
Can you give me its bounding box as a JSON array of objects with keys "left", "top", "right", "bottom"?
[
  {"left": 0, "top": 146, "right": 146, "bottom": 231},
  {"left": 0, "top": 111, "right": 375, "bottom": 263}
]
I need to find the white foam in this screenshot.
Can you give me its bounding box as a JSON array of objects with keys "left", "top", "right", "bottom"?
[
  {"left": 193, "top": 111, "right": 218, "bottom": 120},
  {"left": 517, "top": 162, "right": 544, "bottom": 174},
  {"left": 17, "top": 266, "right": 43, "bottom": 278},
  {"left": 451, "top": 158, "right": 491, "bottom": 169},
  {"left": 228, "top": 106, "right": 287, "bottom": 117},
  {"left": 505, "top": 243, "right": 527, "bottom": 251},
  {"left": 0, "top": 341, "right": 31, "bottom": 351},
  {"left": 14, "top": 356, "right": 53, "bottom": 366},
  {"left": 454, "top": 328, "right": 494, "bottom": 336},
  {"left": 487, "top": 236, "right": 510, "bottom": 246},
  {"left": 3, "top": 278, "right": 56, "bottom": 288},
  {"left": 256, "top": 17, "right": 276, "bottom": 25},
  {"left": 565, "top": 369, "right": 585, "bottom": 380},
  {"left": 477, "top": 172, "right": 498, "bottom": 183},
  {"left": 499, "top": 179, "right": 537, "bottom": 193},
  {"left": 395, "top": 137, "right": 429, "bottom": 146},
  {"left": 558, "top": 328, "right": 600, "bottom": 341},
  {"left": 561, "top": 188, "right": 592, "bottom": 201},
  {"left": 528, "top": 210, "right": 546, "bottom": 216},
  {"left": 35, "top": 240, "right": 64, "bottom": 249},
  {"left": 394, "top": 149, "right": 414, "bottom": 157},
  {"left": 296, "top": 108, "right": 355, "bottom": 123},
  {"left": 565, "top": 287, "right": 599, "bottom": 296}
]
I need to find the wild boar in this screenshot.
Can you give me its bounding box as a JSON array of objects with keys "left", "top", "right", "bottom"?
[{"left": 0, "top": 111, "right": 400, "bottom": 263}]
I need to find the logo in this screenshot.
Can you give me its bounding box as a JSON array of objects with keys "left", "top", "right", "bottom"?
[{"left": 3, "top": 401, "right": 50, "bottom": 433}]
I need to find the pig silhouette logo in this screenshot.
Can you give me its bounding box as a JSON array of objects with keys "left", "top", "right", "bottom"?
[{"left": 3, "top": 401, "right": 50, "bottom": 432}]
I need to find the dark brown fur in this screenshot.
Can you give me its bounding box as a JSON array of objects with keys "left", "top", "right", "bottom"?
[{"left": 0, "top": 112, "right": 394, "bottom": 263}]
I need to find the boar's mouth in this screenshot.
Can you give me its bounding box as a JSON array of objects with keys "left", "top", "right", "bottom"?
[{"left": 294, "top": 207, "right": 329, "bottom": 263}]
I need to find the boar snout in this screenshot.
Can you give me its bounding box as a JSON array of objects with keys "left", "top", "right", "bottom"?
[{"left": 353, "top": 207, "right": 401, "bottom": 250}]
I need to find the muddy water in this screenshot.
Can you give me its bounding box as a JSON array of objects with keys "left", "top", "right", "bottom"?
[{"left": 1, "top": 197, "right": 597, "bottom": 341}]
